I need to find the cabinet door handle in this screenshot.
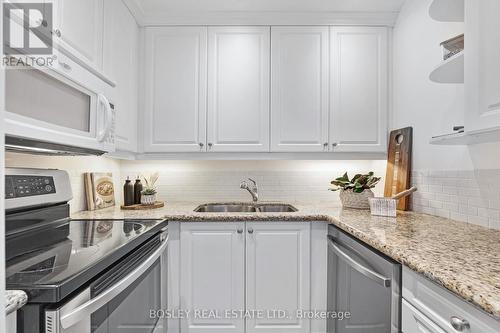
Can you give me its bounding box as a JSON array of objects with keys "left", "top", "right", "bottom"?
[
  {"left": 208, "top": 143, "right": 213, "bottom": 150},
  {"left": 332, "top": 143, "right": 338, "bottom": 148},
  {"left": 199, "top": 143, "right": 204, "bottom": 151},
  {"left": 450, "top": 316, "right": 470, "bottom": 331},
  {"left": 323, "top": 143, "right": 328, "bottom": 150},
  {"left": 328, "top": 236, "right": 391, "bottom": 288},
  {"left": 248, "top": 228, "right": 254, "bottom": 234},
  {"left": 59, "top": 61, "right": 71, "bottom": 71},
  {"left": 53, "top": 29, "right": 62, "bottom": 37},
  {"left": 237, "top": 229, "right": 243, "bottom": 234}
]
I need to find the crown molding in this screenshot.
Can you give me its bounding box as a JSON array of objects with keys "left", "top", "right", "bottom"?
[{"left": 121, "top": 4, "right": 399, "bottom": 27}]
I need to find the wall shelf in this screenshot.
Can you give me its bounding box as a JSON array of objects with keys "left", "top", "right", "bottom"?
[
  {"left": 430, "top": 126, "right": 500, "bottom": 145},
  {"left": 429, "top": 0, "right": 464, "bottom": 22},
  {"left": 429, "top": 51, "right": 464, "bottom": 83}
]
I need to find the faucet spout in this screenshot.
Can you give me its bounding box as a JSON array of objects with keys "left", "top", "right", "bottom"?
[{"left": 240, "top": 178, "right": 259, "bottom": 202}]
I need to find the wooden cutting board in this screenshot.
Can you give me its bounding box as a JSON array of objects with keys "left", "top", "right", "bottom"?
[
  {"left": 384, "top": 127, "right": 413, "bottom": 211},
  {"left": 121, "top": 202, "right": 165, "bottom": 210}
]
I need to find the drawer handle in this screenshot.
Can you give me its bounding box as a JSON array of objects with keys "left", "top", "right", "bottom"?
[{"left": 450, "top": 316, "right": 470, "bottom": 331}]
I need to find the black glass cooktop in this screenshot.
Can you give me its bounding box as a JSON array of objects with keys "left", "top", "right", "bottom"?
[{"left": 6, "top": 218, "right": 167, "bottom": 303}]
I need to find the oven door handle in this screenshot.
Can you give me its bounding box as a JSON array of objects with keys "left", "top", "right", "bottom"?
[
  {"left": 328, "top": 236, "right": 391, "bottom": 288},
  {"left": 59, "top": 233, "right": 168, "bottom": 329}
]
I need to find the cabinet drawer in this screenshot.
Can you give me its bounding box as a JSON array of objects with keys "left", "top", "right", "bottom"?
[
  {"left": 403, "top": 267, "right": 500, "bottom": 333},
  {"left": 402, "top": 299, "right": 447, "bottom": 333}
]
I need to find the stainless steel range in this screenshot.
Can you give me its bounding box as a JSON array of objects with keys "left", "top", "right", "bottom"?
[{"left": 5, "top": 168, "right": 168, "bottom": 333}]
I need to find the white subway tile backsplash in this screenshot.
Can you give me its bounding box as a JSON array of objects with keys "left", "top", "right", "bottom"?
[
  {"left": 450, "top": 212, "right": 468, "bottom": 223},
  {"left": 121, "top": 161, "right": 387, "bottom": 207},
  {"left": 467, "top": 216, "right": 489, "bottom": 227},
  {"left": 429, "top": 200, "right": 443, "bottom": 209},
  {"left": 412, "top": 169, "right": 500, "bottom": 230}
]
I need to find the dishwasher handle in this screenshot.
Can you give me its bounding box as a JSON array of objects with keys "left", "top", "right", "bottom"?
[{"left": 328, "top": 236, "right": 391, "bottom": 288}]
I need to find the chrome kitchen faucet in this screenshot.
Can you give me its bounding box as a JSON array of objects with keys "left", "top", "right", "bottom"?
[{"left": 240, "top": 178, "right": 259, "bottom": 202}]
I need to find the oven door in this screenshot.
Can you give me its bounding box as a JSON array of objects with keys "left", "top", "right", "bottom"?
[{"left": 45, "top": 230, "right": 168, "bottom": 333}]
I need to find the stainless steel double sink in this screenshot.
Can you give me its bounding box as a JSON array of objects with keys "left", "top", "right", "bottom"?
[{"left": 194, "top": 203, "right": 298, "bottom": 213}]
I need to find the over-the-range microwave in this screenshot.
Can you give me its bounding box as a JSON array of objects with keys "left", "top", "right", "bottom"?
[{"left": 4, "top": 51, "right": 115, "bottom": 154}]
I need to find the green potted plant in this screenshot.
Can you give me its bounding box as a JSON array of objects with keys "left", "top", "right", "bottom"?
[
  {"left": 141, "top": 172, "right": 159, "bottom": 205},
  {"left": 330, "top": 172, "right": 381, "bottom": 209}
]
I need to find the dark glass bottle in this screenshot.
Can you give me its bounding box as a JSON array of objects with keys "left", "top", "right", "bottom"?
[
  {"left": 123, "top": 177, "right": 134, "bottom": 206},
  {"left": 134, "top": 177, "right": 143, "bottom": 204}
]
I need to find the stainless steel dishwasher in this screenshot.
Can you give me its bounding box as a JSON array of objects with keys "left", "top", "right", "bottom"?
[{"left": 327, "top": 225, "right": 401, "bottom": 333}]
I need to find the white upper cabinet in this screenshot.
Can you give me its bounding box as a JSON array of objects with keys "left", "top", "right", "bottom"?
[
  {"left": 330, "top": 27, "right": 388, "bottom": 152},
  {"left": 207, "top": 27, "right": 270, "bottom": 152},
  {"left": 103, "top": 0, "right": 139, "bottom": 152},
  {"left": 50, "top": 0, "right": 104, "bottom": 70},
  {"left": 465, "top": 0, "right": 500, "bottom": 132},
  {"left": 245, "top": 222, "right": 311, "bottom": 333},
  {"left": 271, "top": 27, "right": 329, "bottom": 152},
  {"left": 143, "top": 27, "right": 208, "bottom": 152},
  {"left": 139, "top": 25, "right": 389, "bottom": 155},
  {"left": 180, "top": 223, "right": 246, "bottom": 333}
]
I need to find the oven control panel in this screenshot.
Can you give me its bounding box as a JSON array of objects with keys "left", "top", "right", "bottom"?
[{"left": 5, "top": 175, "right": 56, "bottom": 199}]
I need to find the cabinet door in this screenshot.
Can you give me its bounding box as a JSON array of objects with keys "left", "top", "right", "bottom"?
[
  {"left": 465, "top": 0, "right": 500, "bottom": 131},
  {"left": 143, "top": 27, "right": 207, "bottom": 152},
  {"left": 330, "top": 27, "right": 388, "bottom": 152},
  {"left": 271, "top": 27, "right": 329, "bottom": 152},
  {"left": 207, "top": 27, "right": 270, "bottom": 152},
  {"left": 246, "top": 222, "right": 311, "bottom": 333},
  {"left": 51, "top": 0, "right": 104, "bottom": 69},
  {"left": 180, "top": 223, "right": 245, "bottom": 333},
  {"left": 103, "top": 0, "right": 138, "bottom": 152},
  {"left": 402, "top": 300, "right": 448, "bottom": 333}
]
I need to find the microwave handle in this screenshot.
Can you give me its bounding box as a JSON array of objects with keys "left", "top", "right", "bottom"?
[
  {"left": 328, "top": 236, "right": 391, "bottom": 288},
  {"left": 97, "top": 94, "right": 113, "bottom": 142},
  {"left": 59, "top": 233, "right": 168, "bottom": 329}
]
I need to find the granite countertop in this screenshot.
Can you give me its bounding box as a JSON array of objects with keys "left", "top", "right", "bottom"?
[
  {"left": 72, "top": 201, "right": 500, "bottom": 321},
  {"left": 6, "top": 290, "right": 28, "bottom": 315}
]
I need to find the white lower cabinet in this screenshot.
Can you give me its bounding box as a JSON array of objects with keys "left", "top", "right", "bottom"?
[
  {"left": 180, "top": 223, "right": 246, "bottom": 333},
  {"left": 245, "top": 222, "right": 310, "bottom": 333},
  {"left": 175, "top": 222, "right": 325, "bottom": 333},
  {"left": 402, "top": 267, "right": 500, "bottom": 333},
  {"left": 402, "top": 299, "right": 447, "bottom": 333}
]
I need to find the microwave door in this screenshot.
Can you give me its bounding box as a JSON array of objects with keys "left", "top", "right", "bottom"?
[{"left": 46, "top": 232, "right": 168, "bottom": 333}]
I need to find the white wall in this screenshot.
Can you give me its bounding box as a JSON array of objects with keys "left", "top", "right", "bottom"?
[
  {"left": 392, "top": 0, "right": 471, "bottom": 171},
  {"left": 393, "top": 0, "right": 500, "bottom": 228}
]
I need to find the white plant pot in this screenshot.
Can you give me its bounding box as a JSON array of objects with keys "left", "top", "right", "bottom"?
[
  {"left": 141, "top": 194, "right": 157, "bottom": 205},
  {"left": 339, "top": 189, "right": 374, "bottom": 210}
]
